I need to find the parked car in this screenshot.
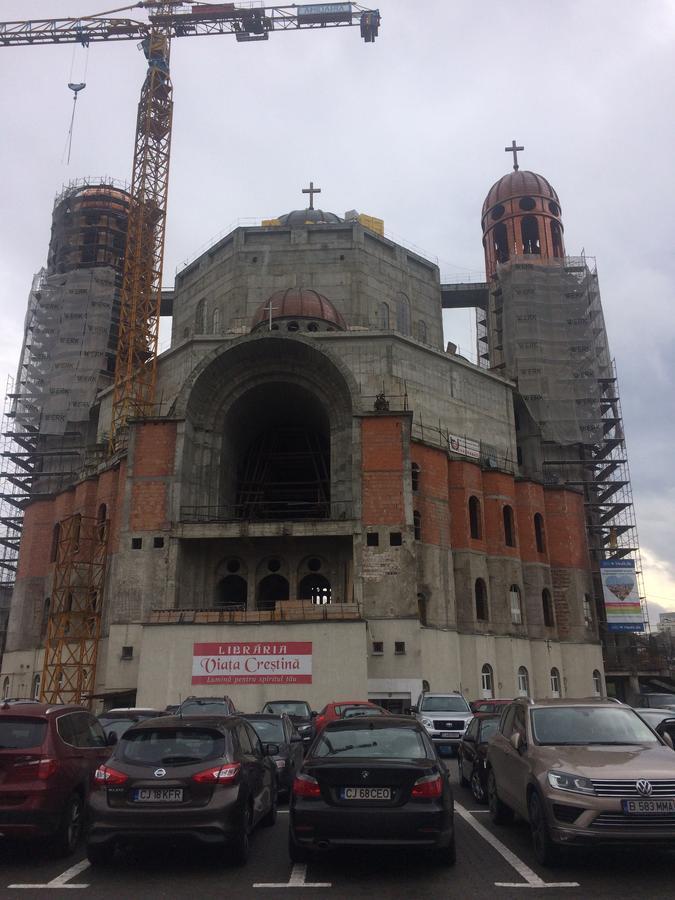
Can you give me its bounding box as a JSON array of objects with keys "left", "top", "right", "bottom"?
[
  {"left": 177, "top": 696, "right": 237, "bottom": 717},
  {"left": 457, "top": 714, "right": 500, "bottom": 803},
  {"left": 470, "top": 699, "right": 513, "bottom": 715},
  {"left": 341, "top": 704, "right": 389, "bottom": 719},
  {"left": 86, "top": 715, "right": 277, "bottom": 866},
  {"left": 630, "top": 693, "right": 675, "bottom": 712},
  {"left": 487, "top": 697, "right": 675, "bottom": 866},
  {"left": 0, "top": 701, "right": 111, "bottom": 855},
  {"left": 634, "top": 708, "right": 675, "bottom": 746},
  {"left": 98, "top": 708, "right": 166, "bottom": 743},
  {"left": 289, "top": 715, "right": 455, "bottom": 865},
  {"left": 243, "top": 714, "right": 304, "bottom": 798},
  {"left": 413, "top": 692, "right": 473, "bottom": 756},
  {"left": 260, "top": 700, "right": 316, "bottom": 747},
  {"left": 313, "top": 700, "right": 384, "bottom": 733}
]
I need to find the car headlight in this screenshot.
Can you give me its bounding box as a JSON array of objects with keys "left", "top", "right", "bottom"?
[
  {"left": 421, "top": 717, "right": 434, "bottom": 729},
  {"left": 547, "top": 770, "right": 595, "bottom": 795}
]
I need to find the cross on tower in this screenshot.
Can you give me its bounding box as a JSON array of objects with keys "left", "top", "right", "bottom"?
[
  {"left": 263, "top": 299, "right": 277, "bottom": 331},
  {"left": 505, "top": 140, "right": 524, "bottom": 171},
  {"left": 302, "top": 181, "right": 321, "bottom": 210}
]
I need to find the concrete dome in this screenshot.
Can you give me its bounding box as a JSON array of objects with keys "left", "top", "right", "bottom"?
[
  {"left": 482, "top": 170, "right": 560, "bottom": 218},
  {"left": 277, "top": 208, "right": 343, "bottom": 226},
  {"left": 250, "top": 288, "right": 347, "bottom": 332}
]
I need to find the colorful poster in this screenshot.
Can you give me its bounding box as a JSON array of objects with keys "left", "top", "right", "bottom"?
[
  {"left": 192, "top": 642, "right": 312, "bottom": 685},
  {"left": 600, "top": 560, "right": 645, "bottom": 633}
]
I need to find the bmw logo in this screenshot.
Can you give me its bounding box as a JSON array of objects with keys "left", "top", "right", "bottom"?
[
  {"left": 636, "top": 779, "right": 652, "bottom": 796},
  {"left": 154, "top": 768, "right": 167, "bottom": 778},
  {"left": 361, "top": 771, "right": 370, "bottom": 780}
]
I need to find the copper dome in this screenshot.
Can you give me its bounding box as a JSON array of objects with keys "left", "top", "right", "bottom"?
[
  {"left": 251, "top": 288, "right": 347, "bottom": 332},
  {"left": 482, "top": 170, "right": 560, "bottom": 218}
]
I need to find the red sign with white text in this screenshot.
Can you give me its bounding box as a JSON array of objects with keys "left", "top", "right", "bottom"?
[{"left": 192, "top": 642, "right": 313, "bottom": 685}]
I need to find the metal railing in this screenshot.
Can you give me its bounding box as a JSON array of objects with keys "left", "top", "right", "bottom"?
[{"left": 148, "top": 600, "right": 362, "bottom": 625}]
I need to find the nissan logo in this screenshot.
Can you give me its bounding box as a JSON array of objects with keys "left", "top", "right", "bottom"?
[
  {"left": 360, "top": 771, "right": 370, "bottom": 780},
  {"left": 154, "top": 768, "right": 167, "bottom": 778},
  {"left": 636, "top": 779, "right": 652, "bottom": 796}
]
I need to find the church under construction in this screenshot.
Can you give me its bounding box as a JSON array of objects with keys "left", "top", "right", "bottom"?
[{"left": 0, "top": 150, "right": 645, "bottom": 711}]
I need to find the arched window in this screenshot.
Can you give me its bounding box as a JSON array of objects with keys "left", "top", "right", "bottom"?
[
  {"left": 257, "top": 574, "right": 289, "bottom": 611},
  {"left": 417, "top": 593, "right": 428, "bottom": 626},
  {"left": 509, "top": 585, "right": 523, "bottom": 625},
  {"left": 417, "top": 319, "right": 427, "bottom": 343},
  {"left": 2, "top": 677, "right": 9, "bottom": 700},
  {"left": 503, "top": 505, "right": 516, "bottom": 547},
  {"left": 396, "top": 294, "right": 411, "bottom": 335},
  {"left": 481, "top": 663, "right": 494, "bottom": 699},
  {"left": 376, "top": 302, "right": 389, "bottom": 330},
  {"left": 534, "top": 513, "right": 545, "bottom": 553},
  {"left": 592, "top": 669, "right": 602, "bottom": 697},
  {"left": 411, "top": 462, "right": 420, "bottom": 492},
  {"left": 215, "top": 575, "right": 247, "bottom": 610},
  {"left": 469, "top": 496, "right": 481, "bottom": 540},
  {"left": 413, "top": 510, "right": 421, "bottom": 541},
  {"left": 521, "top": 216, "right": 541, "bottom": 255},
  {"left": 298, "top": 574, "right": 332, "bottom": 605},
  {"left": 583, "top": 594, "right": 594, "bottom": 629},
  {"left": 493, "top": 222, "right": 509, "bottom": 263},
  {"left": 550, "top": 667, "right": 561, "bottom": 698},
  {"left": 32, "top": 673, "right": 41, "bottom": 701},
  {"left": 50, "top": 523, "right": 60, "bottom": 563},
  {"left": 475, "top": 578, "right": 488, "bottom": 622},
  {"left": 542, "top": 589, "right": 555, "bottom": 627},
  {"left": 96, "top": 503, "right": 107, "bottom": 542},
  {"left": 550, "top": 220, "right": 563, "bottom": 258},
  {"left": 517, "top": 666, "right": 529, "bottom": 697},
  {"left": 212, "top": 307, "right": 221, "bottom": 334},
  {"left": 195, "top": 298, "right": 206, "bottom": 333}
]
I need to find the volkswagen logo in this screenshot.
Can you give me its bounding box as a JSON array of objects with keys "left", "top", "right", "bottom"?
[
  {"left": 154, "top": 768, "right": 167, "bottom": 778},
  {"left": 636, "top": 779, "right": 652, "bottom": 796},
  {"left": 360, "top": 771, "right": 370, "bottom": 780}
]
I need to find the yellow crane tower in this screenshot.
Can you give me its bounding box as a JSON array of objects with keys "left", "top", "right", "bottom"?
[{"left": 0, "top": 1, "right": 380, "bottom": 705}]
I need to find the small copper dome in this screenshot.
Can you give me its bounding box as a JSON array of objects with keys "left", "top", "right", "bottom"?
[
  {"left": 482, "top": 170, "right": 560, "bottom": 218},
  {"left": 277, "top": 208, "right": 343, "bottom": 226},
  {"left": 251, "top": 288, "right": 347, "bottom": 332}
]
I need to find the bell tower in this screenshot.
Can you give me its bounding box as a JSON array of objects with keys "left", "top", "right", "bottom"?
[{"left": 481, "top": 141, "right": 565, "bottom": 279}]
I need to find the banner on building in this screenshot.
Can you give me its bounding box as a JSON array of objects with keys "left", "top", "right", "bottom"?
[
  {"left": 600, "top": 560, "right": 645, "bottom": 633},
  {"left": 192, "top": 642, "right": 312, "bottom": 685},
  {"left": 448, "top": 433, "right": 481, "bottom": 459}
]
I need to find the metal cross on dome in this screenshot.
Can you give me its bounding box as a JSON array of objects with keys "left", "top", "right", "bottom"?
[
  {"left": 302, "top": 181, "right": 321, "bottom": 210},
  {"left": 505, "top": 140, "right": 524, "bottom": 171}
]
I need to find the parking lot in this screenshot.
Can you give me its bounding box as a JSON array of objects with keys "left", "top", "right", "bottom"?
[{"left": 0, "top": 764, "right": 673, "bottom": 900}]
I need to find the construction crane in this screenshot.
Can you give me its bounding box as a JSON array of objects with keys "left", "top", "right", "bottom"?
[
  {"left": 1, "top": 1, "right": 380, "bottom": 706},
  {"left": 0, "top": 1, "right": 381, "bottom": 455}
]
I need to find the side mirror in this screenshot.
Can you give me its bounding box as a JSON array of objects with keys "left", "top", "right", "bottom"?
[
  {"left": 662, "top": 732, "right": 674, "bottom": 750},
  {"left": 265, "top": 742, "right": 280, "bottom": 756},
  {"left": 106, "top": 731, "right": 118, "bottom": 746},
  {"left": 311, "top": 711, "right": 318, "bottom": 718},
  {"left": 290, "top": 734, "right": 303, "bottom": 743},
  {"left": 410, "top": 706, "right": 418, "bottom": 714}
]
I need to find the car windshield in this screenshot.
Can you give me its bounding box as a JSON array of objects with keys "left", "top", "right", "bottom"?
[
  {"left": 421, "top": 696, "right": 470, "bottom": 713},
  {"left": 645, "top": 696, "right": 675, "bottom": 709},
  {"left": 262, "top": 702, "right": 310, "bottom": 717},
  {"left": 314, "top": 726, "right": 430, "bottom": 759},
  {"left": 179, "top": 701, "right": 231, "bottom": 716},
  {"left": 343, "top": 707, "right": 386, "bottom": 718},
  {"left": 532, "top": 707, "right": 661, "bottom": 746},
  {"left": 248, "top": 719, "right": 285, "bottom": 743},
  {"left": 478, "top": 718, "right": 500, "bottom": 741},
  {"left": 0, "top": 717, "right": 46, "bottom": 749},
  {"left": 100, "top": 718, "right": 139, "bottom": 739},
  {"left": 119, "top": 727, "right": 231, "bottom": 766}
]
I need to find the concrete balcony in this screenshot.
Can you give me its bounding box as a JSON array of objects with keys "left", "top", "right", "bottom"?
[
  {"left": 146, "top": 601, "right": 362, "bottom": 626},
  {"left": 176, "top": 501, "right": 356, "bottom": 539}
]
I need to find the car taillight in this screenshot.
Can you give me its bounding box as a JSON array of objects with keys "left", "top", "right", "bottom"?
[
  {"left": 411, "top": 773, "right": 443, "bottom": 799},
  {"left": 292, "top": 773, "right": 321, "bottom": 798},
  {"left": 192, "top": 763, "right": 240, "bottom": 784},
  {"left": 12, "top": 757, "right": 60, "bottom": 781},
  {"left": 274, "top": 758, "right": 286, "bottom": 770},
  {"left": 94, "top": 764, "right": 128, "bottom": 787}
]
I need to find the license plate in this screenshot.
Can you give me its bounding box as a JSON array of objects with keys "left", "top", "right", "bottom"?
[
  {"left": 622, "top": 798, "right": 675, "bottom": 815},
  {"left": 133, "top": 788, "right": 184, "bottom": 803},
  {"left": 340, "top": 787, "right": 391, "bottom": 801},
  {"left": 441, "top": 732, "right": 459, "bottom": 738}
]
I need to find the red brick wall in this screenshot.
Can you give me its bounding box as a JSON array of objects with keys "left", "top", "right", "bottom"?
[
  {"left": 134, "top": 422, "right": 177, "bottom": 477},
  {"left": 483, "top": 471, "right": 520, "bottom": 558},
  {"left": 544, "top": 488, "right": 590, "bottom": 569},
  {"left": 411, "top": 444, "right": 450, "bottom": 546},
  {"left": 448, "top": 460, "right": 485, "bottom": 550},
  {"left": 515, "top": 481, "right": 548, "bottom": 564},
  {"left": 361, "top": 416, "right": 406, "bottom": 526}
]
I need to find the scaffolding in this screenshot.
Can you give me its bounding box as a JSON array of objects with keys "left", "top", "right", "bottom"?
[{"left": 40, "top": 513, "right": 108, "bottom": 706}]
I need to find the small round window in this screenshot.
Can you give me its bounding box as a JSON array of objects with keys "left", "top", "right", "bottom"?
[
  {"left": 287, "top": 321, "right": 299, "bottom": 332},
  {"left": 307, "top": 322, "right": 319, "bottom": 332},
  {"left": 519, "top": 196, "right": 536, "bottom": 211},
  {"left": 548, "top": 201, "right": 560, "bottom": 216},
  {"left": 307, "top": 557, "right": 322, "bottom": 572},
  {"left": 226, "top": 559, "right": 240, "bottom": 573},
  {"left": 271, "top": 323, "right": 279, "bottom": 330},
  {"left": 268, "top": 559, "right": 281, "bottom": 573},
  {"left": 490, "top": 204, "right": 505, "bottom": 221}
]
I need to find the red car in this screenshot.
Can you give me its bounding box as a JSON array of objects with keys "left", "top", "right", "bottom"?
[
  {"left": 0, "top": 701, "right": 111, "bottom": 854},
  {"left": 470, "top": 698, "right": 513, "bottom": 716},
  {"left": 314, "top": 700, "right": 388, "bottom": 733}
]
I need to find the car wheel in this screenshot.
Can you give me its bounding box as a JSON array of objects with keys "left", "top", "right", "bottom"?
[
  {"left": 52, "top": 793, "right": 83, "bottom": 857},
  {"left": 458, "top": 753, "right": 469, "bottom": 787},
  {"left": 470, "top": 766, "right": 487, "bottom": 804},
  {"left": 528, "top": 791, "right": 562, "bottom": 867},
  {"left": 288, "top": 827, "right": 310, "bottom": 863},
  {"left": 86, "top": 842, "right": 115, "bottom": 867},
  {"left": 488, "top": 770, "right": 513, "bottom": 825},
  {"left": 261, "top": 789, "right": 278, "bottom": 828},
  {"left": 230, "top": 803, "right": 252, "bottom": 866}
]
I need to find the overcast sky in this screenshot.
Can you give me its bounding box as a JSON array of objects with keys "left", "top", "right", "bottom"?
[{"left": 1, "top": 1, "right": 673, "bottom": 623}]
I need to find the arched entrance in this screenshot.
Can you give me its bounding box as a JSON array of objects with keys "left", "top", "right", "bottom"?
[
  {"left": 298, "top": 574, "right": 332, "bottom": 605},
  {"left": 215, "top": 575, "right": 247, "bottom": 610},
  {"left": 257, "top": 574, "right": 289, "bottom": 611}
]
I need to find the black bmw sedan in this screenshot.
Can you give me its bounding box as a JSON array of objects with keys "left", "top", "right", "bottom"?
[
  {"left": 86, "top": 715, "right": 277, "bottom": 866},
  {"left": 289, "top": 716, "right": 455, "bottom": 865}
]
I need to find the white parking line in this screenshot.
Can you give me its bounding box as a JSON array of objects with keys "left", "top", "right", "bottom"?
[
  {"left": 454, "top": 801, "right": 579, "bottom": 889},
  {"left": 8, "top": 858, "right": 91, "bottom": 889},
  {"left": 254, "top": 863, "right": 331, "bottom": 889}
]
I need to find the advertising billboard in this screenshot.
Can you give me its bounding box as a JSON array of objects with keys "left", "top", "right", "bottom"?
[
  {"left": 600, "top": 559, "right": 645, "bottom": 633},
  {"left": 192, "top": 641, "right": 312, "bottom": 685}
]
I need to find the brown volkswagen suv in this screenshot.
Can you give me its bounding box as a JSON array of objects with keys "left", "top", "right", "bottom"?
[{"left": 487, "top": 698, "right": 675, "bottom": 865}]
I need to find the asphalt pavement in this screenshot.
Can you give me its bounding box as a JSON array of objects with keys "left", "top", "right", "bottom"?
[{"left": 0, "top": 764, "right": 672, "bottom": 899}]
